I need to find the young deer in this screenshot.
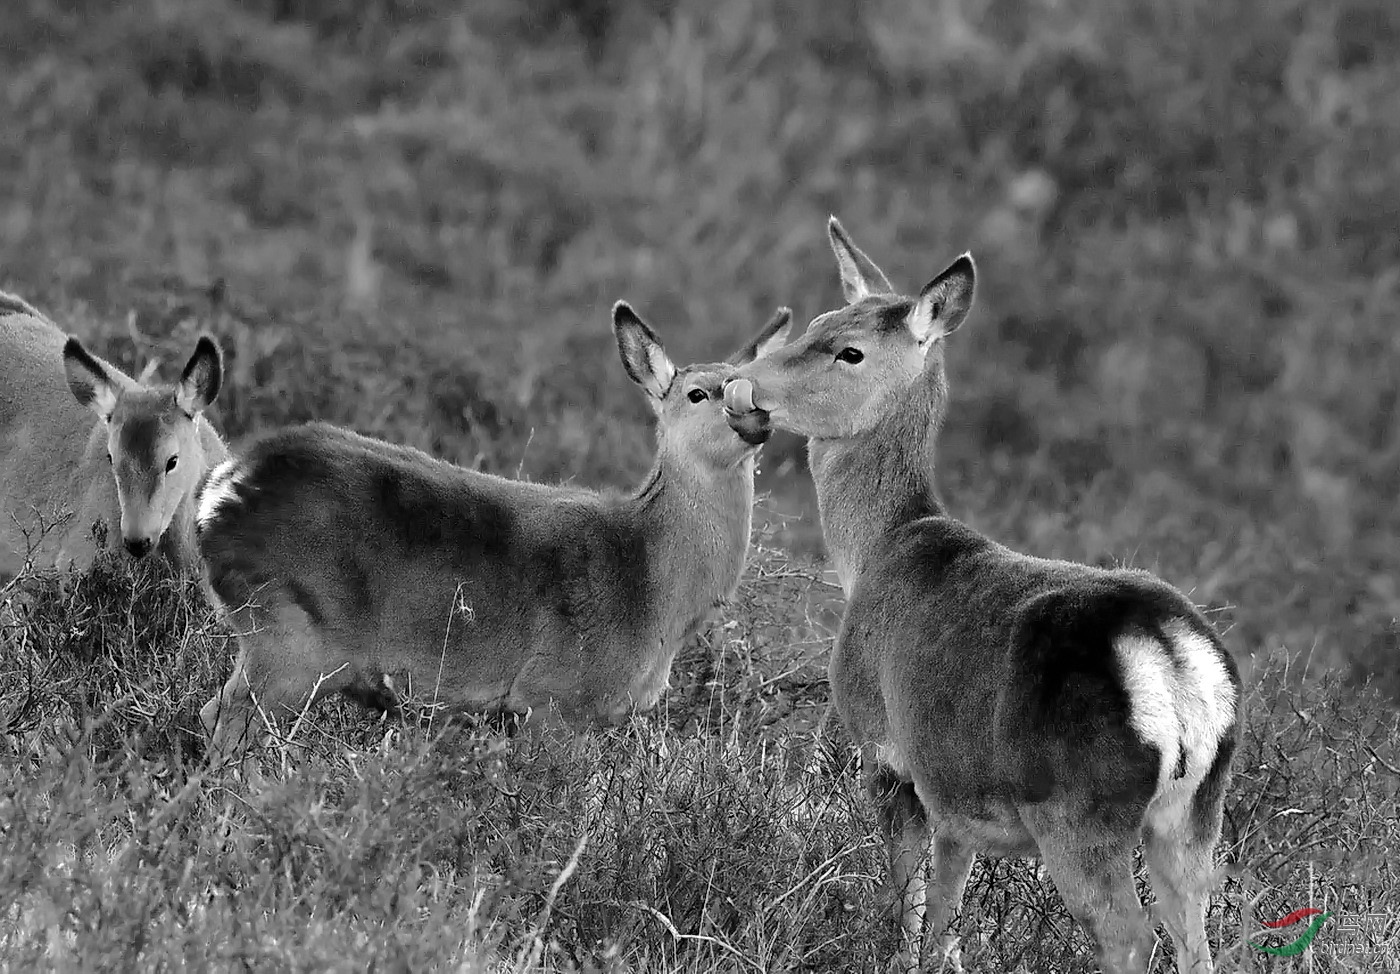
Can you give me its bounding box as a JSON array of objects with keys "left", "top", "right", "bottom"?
[
  {"left": 0, "top": 290, "right": 228, "bottom": 579},
  {"left": 195, "top": 302, "right": 792, "bottom": 763},
  {"left": 722, "top": 220, "right": 1241, "bottom": 974}
]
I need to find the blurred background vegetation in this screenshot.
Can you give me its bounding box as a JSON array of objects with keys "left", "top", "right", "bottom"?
[
  {"left": 4, "top": 3, "right": 1399, "bottom": 969},
  {"left": 1, "top": 0, "right": 1396, "bottom": 692}
]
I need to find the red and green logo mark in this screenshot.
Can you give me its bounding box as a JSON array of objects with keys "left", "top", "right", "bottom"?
[{"left": 1250, "top": 908, "right": 1334, "bottom": 957}]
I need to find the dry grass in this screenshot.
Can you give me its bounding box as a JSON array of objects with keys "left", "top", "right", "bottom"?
[{"left": 1, "top": 539, "right": 1397, "bottom": 972}]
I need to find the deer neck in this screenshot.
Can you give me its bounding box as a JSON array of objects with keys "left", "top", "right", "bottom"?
[
  {"left": 807, "top": 369, "right": 946, "bottom": 596},
  {"left": 631, "top": 446, "right": 755, "bottom": 639}
]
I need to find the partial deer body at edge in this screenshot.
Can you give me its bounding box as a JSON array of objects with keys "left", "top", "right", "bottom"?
[{"left": 0, "top": 291, "right": 228, "bottom": 579}]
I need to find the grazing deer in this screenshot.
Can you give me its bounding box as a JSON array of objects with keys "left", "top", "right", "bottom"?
[
  {"left": 0, "top": 291, "right": 228, "bottom": 579},
  {"left": 722, "top": 220, "right": 1241, "bottom": 974},
  {"left": 195, "top": 302, "right": 792, "bottom": 763}
]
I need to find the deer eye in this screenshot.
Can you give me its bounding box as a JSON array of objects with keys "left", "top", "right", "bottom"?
[
  {"left": 836, "top": 347, "right": 864, "bottom": 364},
  {"left": 165, "top": 455, "right": 179, "bottom": 473},
  {"left": 687, "top": 389, "right": 708, "bottom": 403}
]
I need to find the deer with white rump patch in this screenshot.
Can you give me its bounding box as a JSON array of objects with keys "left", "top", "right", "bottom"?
[
  {"left": 196, "top": 302, "right": 792, "bottom": 763},
  {"left": 722, "top": 220, "right": 1241, "bottom": 973},
  {"left": 0, "top": 290, "right": 228, "bottom": 579}
]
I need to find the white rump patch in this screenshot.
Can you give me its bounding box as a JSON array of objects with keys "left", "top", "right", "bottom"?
[
  {"left": 1116, "top": 622, "right": 1237, "bottom": 813},
  {"left": 196, "top": 458, "right": 242, "bottom": 529}
]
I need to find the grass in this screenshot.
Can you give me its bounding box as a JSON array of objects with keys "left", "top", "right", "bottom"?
[
  {"left": 1, "top": 542, "right": 1397, "bottom": 972},
  {"left": 2, "top": 0, "right": 1398, "bottom": 968}
]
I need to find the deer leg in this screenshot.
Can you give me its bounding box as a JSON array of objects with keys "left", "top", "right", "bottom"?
[
  {"left": 1143, "top": 824, "right": 1219, "bottom": 974},
  {"left": 1144, "top": 780, "right": 1226, "bottom": 974},
  {"left": 202, "top": 605, "right": 263, "bottom": 767},
  {"left": 203, "top": 602, "right": 347, "bottom": 767},
  {"left": 868, "top": 762, "right": 928, "bottom": 972},
  {"left": 922, "top": 833, "right": 975, "bottom": 972},
  {"left": 201, "top": 664, "right": 257, "bottom": 768},
  {"left": 1031, "top": 828, "right": 1154, "bottom": 974}
]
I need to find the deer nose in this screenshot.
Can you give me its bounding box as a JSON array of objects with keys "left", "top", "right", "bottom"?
[
  {"left": 124, "top": 537, "right": 154, "bottom": 559},
  {"left": 734, "top": 422, "right": 771, "bottom": 446}
]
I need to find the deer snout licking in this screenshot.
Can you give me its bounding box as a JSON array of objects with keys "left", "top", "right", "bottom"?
[{"left": 723, "top": 378, "right": 771, "bottom": 445}]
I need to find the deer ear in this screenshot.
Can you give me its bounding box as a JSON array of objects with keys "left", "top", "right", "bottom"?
[
  {"left": 828, "top": 216, "right": 894, "bottom": 303},
  {"left": 613, "top": 302, "right": 676, "bottom": 402},
  {"left": 63, "top": 338, "right": 119, "bottom": 419},
  {"left": 728, "top": 307, "right": 792, "bottom": 365},
  {"left": 908, "top": 253, "right": 976, "bottom": 346},
  {"left": 175, "top": 335, "right": 223, "bottom": 415}
]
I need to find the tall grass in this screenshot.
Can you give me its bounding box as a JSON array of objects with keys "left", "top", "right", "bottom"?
[{"left": 1, "top": 541, "right": 1397, "bottom": 971}]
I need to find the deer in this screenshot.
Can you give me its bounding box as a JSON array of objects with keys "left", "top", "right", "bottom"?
[
  {"left": 195, "top": 301, "right": 793, "bottom": 764},
  {"left": 0, "top": 290, "right": 228, "bottom": 580},
  {"left": 721, "top": 220, "right": 1241, "bottom": 974}
]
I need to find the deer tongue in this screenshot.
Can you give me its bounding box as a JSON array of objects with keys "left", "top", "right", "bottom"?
[{"left": 724, "top": 378, "right": 756, "bottom": 414}]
